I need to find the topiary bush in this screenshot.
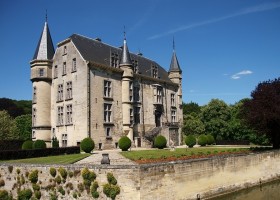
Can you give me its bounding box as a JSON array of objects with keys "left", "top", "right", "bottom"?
[
  {"left": 198, "top": 134, "right": 208, "bottom": 146},
  {"left": 80, "top": 137, "right": 95, "bottom": 153},
  {"left": 118, "top": 136, "right": 131, "bottom": 151},
  {"left": 0, "top": 190, "right": 12, "bottom": 200},
  {"left": 206, "top": 134, "right": 215, "bottom": 145},
  {"left": 154, "top": 135, "right": 167, "bottom": 149},
  {"left": 58, "top": 167, "right": 68, "bottom": 179},
  {"left": 185, "top": 135, "right": 196, "bottom": 148},
  {"left": 49, "top": 168, "right": 56, "bottom": 178},
  {"left": 22, "top": 140, "right": 33, "bottom": 150},
  {"left": 107, "top": 173, "right": 117, "bottom": 185},
  {"left": 32, "top": 140, "right": 46, "bottom": 149},
  {"left": 28, "top": 170, "right": 38, "bottom": 184},
  {"left": 17, "top": 188, "right": 32, "bottom": 200},
  {"left": 103, "top": 183, "right": 120, "bottom": 200}
]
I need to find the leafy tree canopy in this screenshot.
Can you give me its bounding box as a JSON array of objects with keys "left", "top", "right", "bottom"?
[
  {"left": 0, "top": 98, "right": 31, "bottom": 118},
  {"left": 182, "top": 102, "right": 201, "bottom": 116}
]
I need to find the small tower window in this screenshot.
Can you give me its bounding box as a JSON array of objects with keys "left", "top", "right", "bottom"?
[
  {"left": 63, "top": 62, "right": 66, "bottom": 75},
  {"left": 33, "top": 87, "right": 37, "bottom": 103},
  {"left": 72, "top": 58, "right": 76, "bottom": 72},
  {"left": 54, "top": 65, "right": 58, "bottom": 78},
  {"left": 32, "top": 108, "right": 36, "bottom": 126},
  {"left": 39, "top": 68, "right": 44, "bottom": 77},
  {"left": 129, "top": 81, "right": 133, "bottom": 102}
]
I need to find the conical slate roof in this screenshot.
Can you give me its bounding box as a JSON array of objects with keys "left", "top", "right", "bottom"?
[
  {"left": 33, "top": 21, "right": 55, "bottom": 60},
  {"left": 119, "top": 38, "right": 132, "bottom": 66},
  {"left": 169, "top": 51, "right": 182, "bottom": 73}
]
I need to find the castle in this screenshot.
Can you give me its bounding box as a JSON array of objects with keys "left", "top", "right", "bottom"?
[{"left": 30, "top": 19, "right": 183, "bottom": 149}]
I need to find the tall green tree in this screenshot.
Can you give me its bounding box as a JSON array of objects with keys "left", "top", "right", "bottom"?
[
  {"left": 0, "top": 110, "right": 18, "bottom": 139},
  {"left": 243, "top": 78, "right": 280, "bottom": 148},
  {"left": 182, "top": 114, "right": 205, "bottom": 136},
  {"left": 14, "top": 114, "right": 32, "bottom": 140},
  {"left": 182, "top": 102, "right": 201, "bottom": 115},
  {"left": 201, "top": 99, "right": 231, "bottom": 139}
]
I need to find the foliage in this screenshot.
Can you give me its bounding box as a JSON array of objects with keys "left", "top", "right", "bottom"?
[
  {"left": 52, "top": 137, "right": 59, "bottom": 148},
  {"left": 58, "top": 167, "right": 68, "bottom": 179},
  {"left": 14, "top": 114, "right": 32, "bottom": 140},
  {"left": 90, "top": 181, "right": 99, "bottom": 198},
  {"left": 185, "top": 135, "right": 196, "bottom": 148},
  {"left": 0, "top": 189, "right": 12, "bottom": 200},
  {"left": 0, "top": 110, "right": 18, "bottom": 140},
  {"left": 243, "top": 78, "right": 280, "bottom": 148},
  {"left": 80, "top": 137, "right": 95, "bottom": 153},
  {"left": 103, "top": 183, "right": 120, "bottom": 200},
  {"left": 154, "top": 135, "right": 167, "bottom": 149},
  {"left": 0, "top": 98, "right": 25, "bottom": 118},
  {"left": 28, "top": 170, "right": 38, "bottom": 184},
  {"left": 182, "top": 102, "right": 201, "bottom": 115},
  {"left": 55, "top": 175, "right": 61, "bottom": 184},
  {"left": 58, "top": 186, "right": 65, "bottom": 195},
  {"left": 118, "top": 136, "right": 131, "bottom": 151},
  {"left": 81, "top": 168, "right": 96, "bottom": 189},
  {"left": 49, "top": 168, "right": 56, "bottom": 178},
  {"left": 22, "top": 140, "right": 33, "bottom": 150},
  {"left": 32, "top": 183, "right": 40, "bottom": 191},
  {"left": 34, "top": 190, "right": 41, "bottom": 199},
  {"left": 206, "top": 134, "right": 215, "bottom": 145},
  {"left": 107, "top": 173, "right": 117, "bottom": 185},
  {"left": 17, "top": 188, "right": 32, "bottom": 200},
  {"left": 182, "top": 114, "right": 205, "bottom": 135},
  {"left": 32, "top": 140, "right": 46, "bottom": 149},
  {"left": 197, "top": 134, "right": 208, "bottom": 146}
]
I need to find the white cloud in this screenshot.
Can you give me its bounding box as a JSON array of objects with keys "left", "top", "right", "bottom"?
[
  {"left": 231, "top": 70, "right": 253, "bottom": 80},
  {"left": 148, "top": 2, "right": 280, "bottom": 40}
]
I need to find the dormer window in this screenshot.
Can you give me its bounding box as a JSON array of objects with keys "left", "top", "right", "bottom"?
[
  {"left": 132, "top": 60, "right": 138, "bottom": 73},
  {"left": 63, "top": 46, "right": 67, "bottom": 54},
  {"left": 110, "top": 53, "right": 119, "bottom": 68},
  {"left": 152, "top": 65, "right": 158, "bottom": 78}
]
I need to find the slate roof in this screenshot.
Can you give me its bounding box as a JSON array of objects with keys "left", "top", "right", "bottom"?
[
  {"left": 69, "top": 34, "right": 172, "bottom": 83},
  {"left": 169, "top": 51, "right": 182, "bottom": 73},
  {"left": 33, "top": 22, "right": 55, "bottom": 60},
  {"left": 120, "top": 38, "right": 132, "bottom": 66}
]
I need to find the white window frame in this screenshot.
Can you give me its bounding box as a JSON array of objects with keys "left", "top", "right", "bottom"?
[
  {"left": 57, "top": 106, "right": 64, "bottom": 125},
  {"left": 62, "top": 134, "right": 67, "bottom": 147},
  {"left": 104, "top": 80, "right": 112, "bottom": 98},
  {"left": 66, "top": 104, "right": 73, "bottom": 125},
  {"left": 171, "top": 110, "right": 176, "bottom": 123},
  {"left": 66, "top": 81, "right": 72, "bottom": 100},
  {"left": 171, "top": 93, "right": 175, "bottom": 107},
  {"left": 104, "top": 103, "right": 112, "bottom": 123}
]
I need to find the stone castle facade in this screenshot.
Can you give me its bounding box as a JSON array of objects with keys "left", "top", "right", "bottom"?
[{"left": 30, "top": 20, "right": 183, "bottom": 149}]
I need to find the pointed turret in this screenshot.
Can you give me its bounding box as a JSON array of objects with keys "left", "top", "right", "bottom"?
[
  {"left": 169, "top": 39, "right": 182, "bottom": 73},
  {"left": 120, "top": 33, "right": 132, "bottom": 66},
  {"left": 33, "top": 20, "right": 55, "bottom": 60}
]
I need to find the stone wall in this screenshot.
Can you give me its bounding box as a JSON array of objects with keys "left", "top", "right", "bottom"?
[{"left": 1, "top": 150, "right": 280, "bottom": 199}]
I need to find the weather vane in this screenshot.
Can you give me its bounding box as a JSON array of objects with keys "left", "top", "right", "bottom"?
[{"left": 45, "top": 9, "right": 48, "bottom": 22}]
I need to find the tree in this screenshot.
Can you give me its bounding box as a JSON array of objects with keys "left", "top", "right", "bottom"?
[
  {"left": 0, "top": 110, "right": 18, "bottom": 139},
  {"left": 182, "top": 102, "right": 201, "bottom": 115},
  {"left": 14, "top": 114, "right": 32, "bottom": 140},
  {"left": 201, "top": 99, "right": 231, "bottom": 140},
  {"left": 182, "top": 114, "right": 205, "bottom": 136},
  {"left": 0, "top": 98, "right": 24, "bottom": 118},
  {"left": 243, "top": 78, "right": 280, "bottom": 148}
]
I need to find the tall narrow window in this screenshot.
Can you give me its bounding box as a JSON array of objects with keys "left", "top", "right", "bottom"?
[
  {"left": 66, "top": 104, "right": 73, "bottom": 124},
  {"left": 63, "top": 46, "right": 67, "bottom": 54},
  {"left": 105, "top": 127, "right": 111, "bottom": 138},
  {"left": 54, "top": 65, "right": 58, "bottom": 78},
  {"left": 129, "top": 82, "right": 133, "bottom": 102},
  {"left": 171, "top": 110, "right": 176, "bottom": 123},
  {"left": 39, "top": 68, "right": 44, "bottom": 77},
  {"left": 72, "top": 58, "right": 76, "bottom": 72},
  {"left": 130, "top": 108, "right": 134, "bottom": 125},
  {"left": 133, "top": 86, "right": 140, "bottom": 102},
  {"left": 62, "top": 134, "right": 67, "bottom": 147},
  {"left": 152, "top": 65, "right": 158, "bottom": 78},
  {"left": 104, "top": 104, "right": 112, "bottom": 123},
  {"left": 134, "top": 106, "right": 140, "bottom": 124},
  {"left": 66, "top": 81, "right": 72, "bottom": 100},
  {"left": 63, "top": 62, "right": 66, "bottom": 75},
  {"left": 110, "top": 53, "right": 119, "bottom": 67},
  {"left": 156, "top": 87, "right": 162, "bottom": 104},
  {"left": 57, "top": 106, "right": 64, "bottom": 125},
  {"left": 104, "top": 80, "right": 112, "bottom": 97},
  {"left": 132, "top": 60, "right": 138, "bottom": 73},
  {"left": 57, "top": 84, "right": 63, "bottom": 101},
  {"left": 32, "top": 108, "right": 36, "bottom": 126},
  {"left": 33, "top": 87, "right": 37, "bottom": 103},
  {"left": 171, "top": 93, "right": 175, "bottom": 107}
]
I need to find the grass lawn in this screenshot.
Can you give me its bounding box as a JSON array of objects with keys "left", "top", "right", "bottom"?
[
  {"left": 120, "top": 147, "right": 250, "bottom": 163},
  {"left": 0, "top": 153, "right": 90, "bottom": 165}
]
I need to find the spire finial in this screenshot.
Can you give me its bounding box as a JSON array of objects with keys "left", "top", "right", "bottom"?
[
  {"left": 173, "top": 36, "right": 175, "bottom": 52},
  {"left": 124, "top": 25, "right": 126, "bottom": 40},
  {"left": 45, "top": 9, "right": 48, "bottom": 22}
]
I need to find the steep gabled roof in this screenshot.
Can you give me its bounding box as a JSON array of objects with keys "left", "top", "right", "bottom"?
[
  {"left": 169, "top": 51, "right": 182, "bottom": 73},
  {"left": 120, "top": 38, "right": 132, "bottom": 66},
  {"left": 33, "top": 22, "right": 55, "bottom": 60},
  {"left": 69, "top": 34, "right": 172, "bottom": 83}
]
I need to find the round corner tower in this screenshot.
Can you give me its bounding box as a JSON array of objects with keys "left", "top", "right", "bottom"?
[{"left": 30, "top": 20, "right": 55, "bottom": 146}]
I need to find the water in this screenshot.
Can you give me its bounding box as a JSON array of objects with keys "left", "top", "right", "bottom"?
[{"left": 210, "top": 179, "right": 280, "bottom": 200}]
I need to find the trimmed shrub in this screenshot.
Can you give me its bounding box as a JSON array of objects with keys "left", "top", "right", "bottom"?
[
  {"left": 90, "top": 181, "right": 99, "bottom": 199},
  {"left": 118, "top": 136, "right": 131, "bottom": 151},
  {"left": 22, "top": 140, "right": 33, "bottom": 150},
  {"left": 52, "top": 137, "right": 59, "bottom": 148},
  {"left": 107, "top": 173, "right": 117, "bottom": 185},
  {"left": 80, "top": 137, "right": 95, "bottom": 153},
  {"left": 185, "top": 135, "right": 196, "bottom": 148},
  {"left": 58, "top": 167, "right": 68, "bottom": 179},
  {"left": 28, "top": 170, "right": 38, "bottom": 184},
  {"left": 17, "top": 189, "right": 32, "bottom": 200},
  {"left": 34, "top": 190, "right": 41, "bottom": 199},
  {"left": 103, "top": 183, "right": 120, "bottom": 200},
  {"left": 55, "top": 175, "right": 61, "bottom": 184},
  {"left": 198, "top": 134, "right": 208, "bottom": 146},
  {"left": 0, "top": 189, "right": 12, "bottom": 200},
  {"left": 154, "top": 135, "right": 167, "bottom": 149},
  {"left": 206, "top": 134, "right": 215, "bottom": 145},
  {"left": 32, "top": 140, "right": 46, "bottom": 149}
]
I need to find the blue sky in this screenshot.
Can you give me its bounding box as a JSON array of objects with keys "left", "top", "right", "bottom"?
[{"left": 0, "top": 0, "right": 279, "bottom": 105}]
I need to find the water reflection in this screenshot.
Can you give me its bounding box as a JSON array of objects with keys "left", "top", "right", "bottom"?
[{"left": 210, "top": 179, "right": 280, "bottom": 200}]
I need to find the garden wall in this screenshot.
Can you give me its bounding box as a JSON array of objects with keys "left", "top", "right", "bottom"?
[{"left": 1, "top": 150, "right": 280, "bottom": 199}]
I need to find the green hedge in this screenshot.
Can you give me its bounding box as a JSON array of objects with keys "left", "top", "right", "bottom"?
[
  {"left": 185, "top": 135, "right": 196, "bottom": 148},
  {"left": 118, "top": 136, "right": 131, "bottom": 151},
  {"left": 198, "top": 134, "right": 208, "bottom": 146},
  {"left": 33, "top": 140, "right": 46, "bottom": 149},
  {"left": 22, "top": 140, "right": 33, "bottom": 150},
  {"left": 154, "top": 135, "right": 167, "bottom": 149}
]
